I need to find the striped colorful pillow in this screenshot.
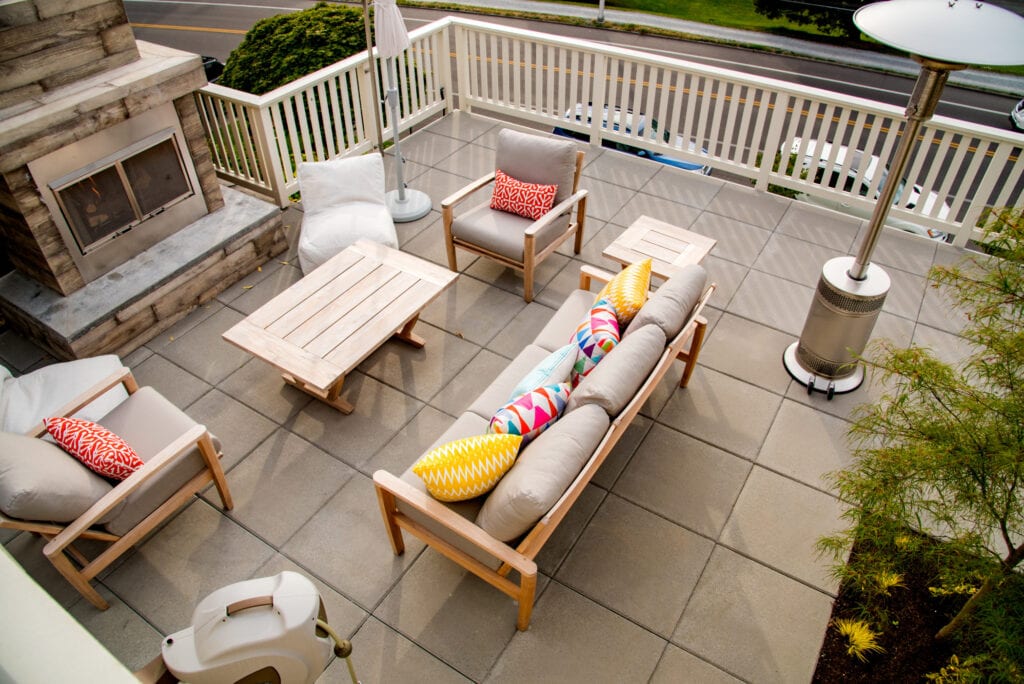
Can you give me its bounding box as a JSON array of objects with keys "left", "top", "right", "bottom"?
[
  {"left": 490, "top": 382, "right": 571, "bottom": 444},
  {"left": 44, "top": 417, "right": 143, "bottom": 480},
  {"left": 490, "top": 169, "right": 558, "bottom": 221}
]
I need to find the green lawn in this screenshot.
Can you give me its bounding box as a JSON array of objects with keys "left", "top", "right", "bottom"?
[{"left": 562, "top": 0, "right": 837, "bottom": 38}]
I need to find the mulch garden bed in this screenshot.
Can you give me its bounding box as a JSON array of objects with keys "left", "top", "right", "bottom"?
[{"left": 812, "top": 540, "right": 961, "bottom": 682}]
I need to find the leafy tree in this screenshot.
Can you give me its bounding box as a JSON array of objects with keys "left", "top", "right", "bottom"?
[
  {"left": 221, "top": 3, "right": 367, "bottom": 95},
  {"left": 752, "top": 0, "right": 869, "bottom": 40},
  {"left": 819, "top": 208, "right": 1024, "bottom": 655}
]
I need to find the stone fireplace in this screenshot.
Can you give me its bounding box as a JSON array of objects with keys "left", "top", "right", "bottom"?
[{"left": 0, "top": 0, "right": 287, "bottom": 359}]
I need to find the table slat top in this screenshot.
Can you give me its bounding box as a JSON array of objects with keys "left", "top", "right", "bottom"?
[{"left": 222, "top": 240, "right": 458, "bottom": 391}]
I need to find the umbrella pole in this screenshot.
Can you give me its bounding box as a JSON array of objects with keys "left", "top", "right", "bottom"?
[
  {"left": 382, "top": 56, "right": 431, "bottom": 222},
  {"left": 361, "top": 0, "right": 384, "bottom": 150},
  {"left": 386, "top": 57, "right": 407, "bottom": 203}
]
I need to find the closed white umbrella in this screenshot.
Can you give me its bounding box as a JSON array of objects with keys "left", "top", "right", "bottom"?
[{"left": 372, "top": 0, "right": 431, "bottom": 222}]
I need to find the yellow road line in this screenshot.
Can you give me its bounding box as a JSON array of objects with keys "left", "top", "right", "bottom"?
[{"left": 131, "top": 22, "right": 247, "bottom": 34}]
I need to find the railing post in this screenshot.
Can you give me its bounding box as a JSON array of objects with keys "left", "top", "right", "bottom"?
[
  {"left": 439, "top": 25, "right": 455, "bottom": 114},
  {"left": 254, "top": 103, "right": 290, "bottom": 207},
  {"left": 359, "top": 52, "right": 382, "bottom": 150},
  {"left": 455, "top": 24, "right": 472, "bottom": 113},
  {"left": 756, "top": 92, "right": 789, "bottom": 192},
  {"left": 589, "top": 52, "right": 608, "bottom": 151}
]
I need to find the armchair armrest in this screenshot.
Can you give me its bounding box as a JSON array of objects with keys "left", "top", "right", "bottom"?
[
  {"left": 578, "top": 264, "right": 616, "bottom": 291},
  {"left": 372, "top": 470, "right": 537, "bottom": 577},
  {"left": 27, "top": 368, "right": 138, "bottom": 438},
  {"left": 524, "top": 189, "right": 589, "bottom": 237},
  {"left": 440, "top": 172, "right": 496, "bottom": 210},
  {"left": 43, "top": 424, "right": 208, "bottom": 557}
]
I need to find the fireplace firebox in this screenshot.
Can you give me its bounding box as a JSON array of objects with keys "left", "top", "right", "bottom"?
[{"left": 28, "top": 103, "right": 208, "bottom": 284}]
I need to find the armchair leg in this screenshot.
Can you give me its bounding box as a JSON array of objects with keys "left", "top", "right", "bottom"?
[
  {"left": 197, "top": 431, "right": 233, "bottom": 511},
  {"left": 46, "top": 550, "right": 109, "bottom": 610},
  {"left": 516, "top": 572, "right": 537, "bottom": 631},
  {"left": 442, "top": 206, "right": 458, "bottom": 272}
]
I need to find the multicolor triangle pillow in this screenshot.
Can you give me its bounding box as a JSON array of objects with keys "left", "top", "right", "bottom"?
[
  {"left": 412, "top": 433, "right": 523, "bottom": 502},
  {"left": 490, "top": 169, "right": 558, "bottom": 221},
  {"left": 595, "top": 258, "right": 653, "bottom": 327},
  {"left": 570, "top": 298, "right": 620, "bottom": 387},
  {"left": 43, "top": 416, "right": 144, "bottom": 480},
  {"left": 490, "top": 382, "right": 571, "bottom": 444}
]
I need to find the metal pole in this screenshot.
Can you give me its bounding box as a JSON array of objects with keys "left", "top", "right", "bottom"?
[
  {"left": 847, "top": 57, "right": 960, "bottom": 280},
  {"left": 361, "top": 0, "right": 385, "bottom": 150},
  {"left": 597, "top": 0, "right": 605, "bottom": 23},
  {"left": 386, "top": 56, "right": 407, "bottom": 202}
]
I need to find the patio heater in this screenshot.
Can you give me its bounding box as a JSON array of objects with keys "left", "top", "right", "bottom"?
[
  {"left": 362, "top": 0, "right": 433, "bottom": 223},
  {"left": 782, "top": 0, "right": 1024, "bottom": 399}
]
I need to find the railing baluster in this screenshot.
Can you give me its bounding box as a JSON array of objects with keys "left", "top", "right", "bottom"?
[{"left": 194, "top": 16, "right": 1021, "bottom": 235}]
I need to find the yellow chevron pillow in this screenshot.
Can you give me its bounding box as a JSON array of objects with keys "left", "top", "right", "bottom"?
[
  {"left": 412, "top": 433, "right": 523, "bottom": 502},
  {"left": 595, "top": 258, "right": 652, "bottom": 326}
]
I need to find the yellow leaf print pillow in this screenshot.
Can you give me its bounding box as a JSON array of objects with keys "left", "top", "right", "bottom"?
[
  {"left": 595, "top": 258, "right": 652, "bottom": 327},
  {"left": 412, "top": 433, "right": 523, "bottom": 502}
]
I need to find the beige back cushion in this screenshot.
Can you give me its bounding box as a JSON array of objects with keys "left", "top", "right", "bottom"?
[
  {"left": 0, "top": 432, "right": 117, "bottom": 523},
  {"left": 624, "top": 264, "right": 707, "bottom": 340},
  {"left": 564, "top": 324, "right": 667, "bottom": 417},
  {"left": 495, "top": 129, "right": 578, "bottom": 205},
  {"left": 476, "top": 403, "right": 610, "bottom": 542}
]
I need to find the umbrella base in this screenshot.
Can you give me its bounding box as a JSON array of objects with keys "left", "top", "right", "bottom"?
[{"left": 386, "top": 188, "right": 432, "bottom": 222}]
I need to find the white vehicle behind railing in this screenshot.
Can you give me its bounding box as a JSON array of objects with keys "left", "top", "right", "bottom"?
[{"left": 195, "top": 16, "right": 1024, "bottom": 247}]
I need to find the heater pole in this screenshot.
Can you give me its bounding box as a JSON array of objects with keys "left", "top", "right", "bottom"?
[{"left": 848, "top": 58, "right": 959, "bottom": 281}]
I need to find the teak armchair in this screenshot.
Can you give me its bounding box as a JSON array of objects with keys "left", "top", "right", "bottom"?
[
  {"left": 0, "top": 367, "right": 233, "bottom": 609},
  {"left": 442, "top": 129, "right": 588, "bottom": 302}
]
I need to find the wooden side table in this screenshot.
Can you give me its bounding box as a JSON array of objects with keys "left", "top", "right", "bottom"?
[
  {"left": 602, "top": 215, "right": 716, "bottom": 388},
  {"left": 602, "top": 214, "right": 716, "bottom": 279}
]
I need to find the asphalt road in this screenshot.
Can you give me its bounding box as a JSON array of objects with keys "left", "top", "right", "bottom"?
[{"left": 124, "top": 0, "right": 1022, "bottom": 130}]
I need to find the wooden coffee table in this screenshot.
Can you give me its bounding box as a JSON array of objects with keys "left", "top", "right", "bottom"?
[
  {"left": 603, "top": 215, "right": 717, "bottom": 278},
  {"left": 222, "top": 240, "right": 458, "bottom": 413}
]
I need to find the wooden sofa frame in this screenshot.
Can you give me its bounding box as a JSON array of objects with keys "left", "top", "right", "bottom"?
[
  {"left": 0, "top": 368, "right": 233, "bottom": 610},
  {"left": 374, "top": 265, "right": 714, "bottom": 630}
]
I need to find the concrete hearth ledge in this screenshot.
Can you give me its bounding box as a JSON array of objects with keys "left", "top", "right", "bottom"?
[{"left": 0, "top": 186, "right": 282, "bottom": 352}]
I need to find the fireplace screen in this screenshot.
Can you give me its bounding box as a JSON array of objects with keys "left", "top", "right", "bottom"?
[{"left": 53, "top": 135, "right": 194, "bottom": 255}]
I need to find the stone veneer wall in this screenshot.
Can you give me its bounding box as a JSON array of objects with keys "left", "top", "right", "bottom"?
[
  {"left": 0, "top": 64, "right": 224, "bottom": 296},
  {"left": 0, "top": 0, "right": 139, "bottom": 110},
  {"left": 0, "top": 187, "right": 288, "bottom": 360}
]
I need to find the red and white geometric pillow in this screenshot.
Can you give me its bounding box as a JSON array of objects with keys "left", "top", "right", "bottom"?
[
  {"left": 43, "top": 417, "right": 144, "bottom": 480},
  {"left": 490, "top": 169, "right": 558, "bottom": 221}
]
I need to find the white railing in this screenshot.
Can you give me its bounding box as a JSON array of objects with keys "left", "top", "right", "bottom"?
[
  {"left": 195, "top": 21, "right": 452, "bottom": 204},
  {"left": 197, "top": 16, "right": 1023, "bottom": 245}
]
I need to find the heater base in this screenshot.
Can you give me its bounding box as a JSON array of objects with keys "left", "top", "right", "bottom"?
[
  {"left": 783, "top": 342, "right": 864, "bottom": 399},
  {"left": 386, "top": 188, "right": 431, "bottom": 222}
]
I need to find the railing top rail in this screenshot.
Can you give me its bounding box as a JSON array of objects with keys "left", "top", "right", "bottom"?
[{"left": 200, "top": 16, "right": 455, "bottom": 107}]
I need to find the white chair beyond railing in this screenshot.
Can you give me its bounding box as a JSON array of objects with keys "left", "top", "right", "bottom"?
[{"left": 195, "top": 16, "right": 1023, "bottom": 247}]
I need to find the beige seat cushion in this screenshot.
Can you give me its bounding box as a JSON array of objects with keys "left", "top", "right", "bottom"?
[
  {"left": 466, "top": 345, "right": 551, "bottom": 421},
  {"left": 451, "top": 201, "right": 570, "bottom": 262},
  {"left": 565, "top": 324, "right": 667, "bottom": 417},
  {"left": 532, "top": 289, "right": 595, "bottom": 352},
  {"left": 0, "top": 431, "right": 118, "bottom": 523},
  {"left": 99, "top": 387, "right": 215, "bottom": 536},
  {"left": 624, "top": 264, "right": 707, "bottom": 340},
  {"left": 476, "top": 404, "right": 609, "bottom": 542}
]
